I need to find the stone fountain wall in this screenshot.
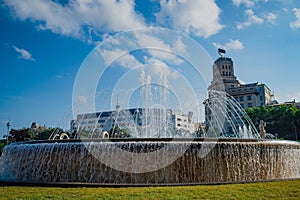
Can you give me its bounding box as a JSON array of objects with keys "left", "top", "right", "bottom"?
[{"left": 0, "top": 140, "right": 299, "bottom": 185}]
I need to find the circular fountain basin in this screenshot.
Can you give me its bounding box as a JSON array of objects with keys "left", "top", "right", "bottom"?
[{"left": 0, "top": 138, "right": 299, "bottom": 186}]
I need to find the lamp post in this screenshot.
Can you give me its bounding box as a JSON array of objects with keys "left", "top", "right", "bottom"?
[{"left": 6, "top": 121, "right": 11, "bottom": 144}]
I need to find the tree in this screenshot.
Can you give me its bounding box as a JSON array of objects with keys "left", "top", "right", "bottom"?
[
  {"left": 246, "top": 105, "right": 300, "bottom": 140},
  {"left": 0, "top": 142, "right": 6, "bottom": 155},
  {"left": 109, "top": 126, "right": 131, "bottom": 138},
  {"left": 35, "top": 128, "right": 63, "bottom": 140},
  {"left": 109, "top": 125, "right": 122, "bottom": 138},
  {"left": 10, "top": 128, "right": 35, "bottom": 142}
]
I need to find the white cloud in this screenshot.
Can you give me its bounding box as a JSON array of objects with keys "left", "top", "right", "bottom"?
[
  {"left": 97, "top": 30, "right": 187, "bottom": 77},
  {"left": 12, "top": 45, "right": 35, "bottom": 61},
  {"left": 232, "top": 0, "right": 255, "bottom": 7},
  {"left": 156, "top": 0, "right": 223, "bottom": 38},
  {"left": 133, "top": 32, "right": 185, "bottom": 65},
  {"left": 237, "top": 9, "right": 264, "bottom": 30},
  {"left": 4, "top": 0, "right": 145, "bottom": 42},
  {"left": 117, "top": 54, "right": 142, "bottom": 69},
  {"left": 213, "top": 39, "right": 244, "bottom": 50},
  {"left": 99, "top": 48, "right": 141, "bottom": 69},
  {"left": 145, "top": 58, "right": 179, "bottom": 80},
  {"left": 265, "top": 12, "right": 277, "bottom": 25},
  {"left": 147, "top": 58, "right": 171, "bottom": 75},
  {"left": 290, "top": 8, "right": 300, "bottom": 30}
]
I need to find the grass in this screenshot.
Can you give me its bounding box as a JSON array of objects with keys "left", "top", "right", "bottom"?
[{"left": 0, "top": 179, "right": 300, "bottom": 200}]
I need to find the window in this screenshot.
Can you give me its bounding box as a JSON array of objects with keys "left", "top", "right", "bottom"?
[
  {"left": 260, "top": 96, "right": 263, "bottom": 101},
  {"left": 240, "top": 103, "right": 244, "bottom": 108},
  {"left": 177, "top": 124, "right": 181, "bottom": 127},
  {"left": 247, "top": 96, "right": 252, "bottom": 101},
  {"left": 239, "top": 97, "right": 244, "bottom": 101},
  {"left": 248, "top": 103, "right": 253, "bottom": 108},
  {"left": 98, "top": 119, "right": 105, "bottom": 123}
]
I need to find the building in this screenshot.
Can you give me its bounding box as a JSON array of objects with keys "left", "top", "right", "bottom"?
[
  {"left": 268, "top": 100, "right": 300, "bottom": 109},
  {"left": 204, "top": 50, "right": 275, "bottom": 136},
  {"left": 30, "top": 122, "right": 47, "bottom": 134},
  {"left": 71, "top": 107, "right": 195, "bottom": 138},
  {"left": 208, "top": 56, "right": 274, "bottom": 109}
]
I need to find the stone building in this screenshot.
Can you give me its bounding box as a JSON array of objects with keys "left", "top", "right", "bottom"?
[
  {"left": 204, "top": 50, "right": 275, "bottom": 136},
  {"left": 208, "top": 55, "right": 274, "bottom": 109}
]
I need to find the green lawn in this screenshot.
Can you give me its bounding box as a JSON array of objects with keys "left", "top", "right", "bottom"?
[{"left": 1, "top": 179, "right": 300, "bottom": 200}]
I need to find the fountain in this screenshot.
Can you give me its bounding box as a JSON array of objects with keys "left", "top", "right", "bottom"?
[
  {"left": 0, "top": 91, "right": 299, "bottom": 186},
  {"left": 0, "top": 138, "right": 299, "bottom": 185}
]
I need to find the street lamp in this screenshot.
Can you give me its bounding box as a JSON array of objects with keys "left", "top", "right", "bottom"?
[{"left": 6, "top": 121, "right": 11, "bottom": 144}]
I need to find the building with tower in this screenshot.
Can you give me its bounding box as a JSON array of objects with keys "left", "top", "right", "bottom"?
[
  {"left": 204, "top": 49, "right": 275, "bottom": 136},
  {"left": 208, "top": 50, "right": 274, "bottom": 109}
]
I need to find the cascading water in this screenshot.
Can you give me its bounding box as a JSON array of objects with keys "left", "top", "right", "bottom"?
[
  {"left": 0, "top": 139, "right": 299, "bottom": 185},
  {"left": 204, "top": 90, "right": 260, "bottom": 139}
]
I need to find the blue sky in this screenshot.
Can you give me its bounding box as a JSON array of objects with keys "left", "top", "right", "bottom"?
[{"left": 1, "top": 0, "right": 300, "bottom": 137}]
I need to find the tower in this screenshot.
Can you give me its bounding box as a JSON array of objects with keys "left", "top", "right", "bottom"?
[{"left": 208, "top": 51, "right": 239, "bottom": 92}]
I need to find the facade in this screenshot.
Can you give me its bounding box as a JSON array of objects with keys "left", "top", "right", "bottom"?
[
  {"left": 208, "top": 56, "right": 274, "bottom": 109},
  {"left": 71, "top": 107, "right": 195, "bottom": 138},
  {"left": 267, "top": 100, "right": 300, "bottom": 109},
  {"left": 30, "top": 122, "right": 47, "bottom": 134},
  {"left": 204, "top": 52, "right": 275, "bottom": 136}
]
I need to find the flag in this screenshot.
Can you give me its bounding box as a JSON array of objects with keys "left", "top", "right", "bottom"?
[{"left": 218, "top": 48, "right": 226, "bottom": 54}]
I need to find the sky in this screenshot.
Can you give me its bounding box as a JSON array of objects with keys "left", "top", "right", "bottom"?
[{"left": 1, "top": 0, "right": 300, "bottom": 137}]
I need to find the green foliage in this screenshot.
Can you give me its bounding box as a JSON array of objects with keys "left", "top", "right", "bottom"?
[
  {"left": 195, "top": 125, "right": 206, "bottom": 137},
  {"left": 9, "top": 127, "right": 65, "bottom": 142},
  {"left": 76, "top": 128, "right": 90, "bottom": 139},
  {"left": 0, "top": 180, "right": 299, "bottom": 199},
  {"left": 246, "top": 105, "right": 300, "bottom": 140},
  {"left": 0, "top": 142, "right": 6, "bottom": 155},
  {"left": 9, "top": 128, "right": 35, "bottom": 142},
  {"left": 109, "top": 126, "right": 131, "bottom": 138},
  {"left": 35, "top": 128, "right": 63, "bottom": 140},
  {"left": 119, "top": 128, "right": 131, "bottom": 138}
]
